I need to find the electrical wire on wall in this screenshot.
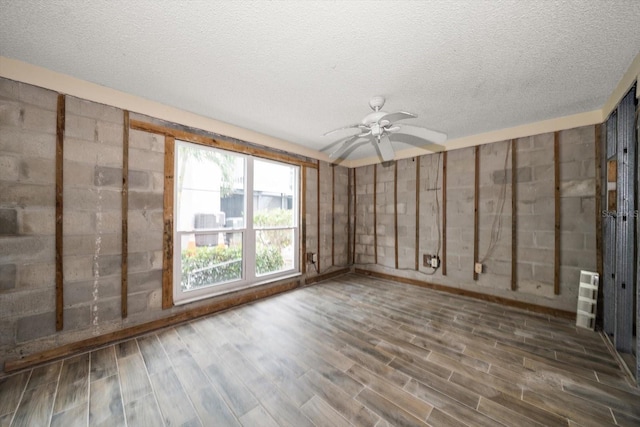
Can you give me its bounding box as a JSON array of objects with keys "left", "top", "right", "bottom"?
[{"left": 479, "top": 142, "right": 511, "bottom": 263}]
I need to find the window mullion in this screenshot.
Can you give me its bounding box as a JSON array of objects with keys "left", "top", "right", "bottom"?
[{"left": 245, "top": 156, "right": 256, "bottom": 282}]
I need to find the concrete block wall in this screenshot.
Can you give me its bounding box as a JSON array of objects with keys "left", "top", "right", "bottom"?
[
  {"left": 353, "top": 126, "right": 597, "bottom": 312},
  {"left": 0, "top": 78, "right": 338, "bottom": 372},
  {"left": 332, "top": 165, "right": 350, "bottom": 267},
  {"left": 376, "top": 162, "right": 396, "bottom": 269},
  {"left": 354, "top": 165, "right": 375, "bottom": 264},
  {"left": 0, "top": 79, "right": 57, "bottom": 358},
  {"left": 417, "top": 153, "right": 444, "bottom": 276},
  {"left": 394, "top": 158, "right": 417, "bottom": 270}
]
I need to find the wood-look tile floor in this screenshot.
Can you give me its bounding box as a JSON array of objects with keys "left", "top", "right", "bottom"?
[{"left": 1, "top": 274, "right": 639, "bottom": 426}]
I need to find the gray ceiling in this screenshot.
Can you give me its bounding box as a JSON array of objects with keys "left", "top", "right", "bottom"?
[{"left": 1, "top": 1, "right": 639, "bottom": 162}]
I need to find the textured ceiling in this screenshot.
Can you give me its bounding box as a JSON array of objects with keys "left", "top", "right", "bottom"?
[{"left": 1, "top": 1, "right": 639, "bottom": 161}]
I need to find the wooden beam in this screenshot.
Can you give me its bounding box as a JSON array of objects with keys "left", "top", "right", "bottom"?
[
  {"left": 355, "top": 269, "right": 575, "bottom": 319},
  {"left": 442, "top": 151, "right": 447, "bottom": 276},
  {"left": 347, "top": 167, "right": 352, "bottom": 265},
  {"left": 55, "top": 94, "right": 65, "bottom": 331},
  {"left": 301, "top": 166, "right": 307, "bottom": 274},
  {"left": 415, "top": 156, "right": 420, "bottom": 271},
  {"left": 473, "top": 146, "right": 480, "bottom": 281},
  {"left": 305, "top": 268, "right": 350, "bottom": 285},
  {"left": 5, "top": 279, "right": 299, "bottom": 373},
  {"left": 129, "top": 119, "right": 318, "bottom": 170},
  {"left": 331, "top": 166, "right": 335, "bottom": 267},
  {"left": 554, "top": 131, "right": 561, "bottom": 295},
  {"left": 511, "top": 139, "right": 517, "bottom": 291},
  {"left": 316, "top": 163, "right": 321, "bottom": 273},
  {"left": 373, "top": 164, "right": 378, "bottom": 264},
  {"left": 353, "top": 168, "right": 357, "bottom": 263},
  {"left": 162, "top": 136, "right": 175, "bottom": 309},
  {"left": 121, "top": 111, "right": 130, "bottom": 317},
  {"left": 394, "top": 160, "right": 399, "bottom": 270}
]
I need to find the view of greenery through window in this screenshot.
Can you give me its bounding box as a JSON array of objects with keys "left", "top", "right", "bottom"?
[{"left": 175, "top": 142, "right": 298, "bottom": 299}]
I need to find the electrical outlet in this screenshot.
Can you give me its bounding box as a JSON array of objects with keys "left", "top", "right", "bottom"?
[
  {"left": 423, "top": 254, "right": 432, "bottom": 267},
  {"left": 474, "top": 262, "right": 483, "bottom": 274},
  {"left": 312, "top": 253, "right": 317, "bottom": 263},
  {"left": 430, "top": 256, "right": 440, "bottom": 268},
  {"left": 306, "top": 252, "right": 316, "bottom": 263}
]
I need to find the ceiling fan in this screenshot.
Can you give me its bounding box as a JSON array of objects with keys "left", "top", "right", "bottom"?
[{"left": 323, "top": 96, "right": 447, "bottom": 162}]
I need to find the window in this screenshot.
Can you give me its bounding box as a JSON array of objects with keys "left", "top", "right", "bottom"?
[{"left": 173, "top": 141, "right": 299, "bottom": 304}]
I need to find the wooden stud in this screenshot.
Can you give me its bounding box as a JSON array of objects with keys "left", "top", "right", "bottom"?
[
  {"left": 347, "top": 167, "right": 352, "bottom": 265},
  {"left": 162, "top": 136, "right": 175, "bottom": 309},
  {"left": 415, "top": 157, "right": 420, "bottom": 271},
  {"left": 473, "top": 146, "right": 480, "bottom": 281},
  {"left": 554, "top": 131, "right": 561, "bottom": 295},
  {"left": 373, "top": 165, "right": 378, "bottom": 264},
  {"left": 317, "top": 162, "right": 321, "bottom": 273},
  {"left": 121, "top": 111, "right": 130, "bottom": 317},
  {"left": 129, "top": 119, "right": 317, "bottom": 169},
  {"left": 55, "top": 94, "right": 65, "bottom": 331},
  {"left": 394, "top": 160, "right": 399, "bottom": 270},
  {"left": 607, "top": 159, "right": 617, "bottom": 182},
  {"left": 301, "top": 166, "right": 307, "bottom": 274},
  {"left": 353, "top": 168, "right": 357, "bottom": 263},
  {"left": 331, "top": 166, "right": 335, "bottom": 267},
  {"left": 511, "top": 139, "right": 517, "bottom": 291},
  {"left": 442, "top": 151, "right": 447, "bottom": 276}
]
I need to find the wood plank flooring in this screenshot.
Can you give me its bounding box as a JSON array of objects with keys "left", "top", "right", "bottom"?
[{"left": 1, "top": 274, "right": 638, "bottom": 426}]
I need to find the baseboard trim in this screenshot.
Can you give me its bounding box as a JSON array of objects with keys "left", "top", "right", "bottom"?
[
  {"left": 305, "top": 267, "right": 351, "bottom": 285},
  {"left": 355, "top": 269, "right": 576, "bottom": 320},
  {"left": 4, "top": 280, "right": 299, "bottom": 374}
]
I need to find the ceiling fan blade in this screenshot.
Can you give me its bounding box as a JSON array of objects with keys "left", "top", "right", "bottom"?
[
  {"left": 329, "top": 136, "right": 368, "bottom": 159},
  {"left": 335, "top": 139, "right": 371, "bottom": 162},
  {"left": 379, "top": 111, "right": 416, "bottom": 123},
  {"left": 323, "top": 124, "right": 367, "bottom": 137},
  {"left": 398, "top": 124, "right": 447, "bottom": 144},
  {"left": 389, "top": 133, "right": 446, "bottom": 152},
  {"left": 377, "top": 135, "right": 395, "bottom": 162}
]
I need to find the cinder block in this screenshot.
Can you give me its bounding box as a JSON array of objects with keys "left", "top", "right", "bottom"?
[
  {"left": 128, "top": 269, "right": 162, "bottom": 293},
  {"left": 151, "top": 172, "right": 164, "bottom": 192},
  {"left": 0, "top": 320, "right": 15, "bottom": 346},
  {"left": 65, "top": 97, "right": 123, "bottom": 124},
  {"left": 64, "top": 275, "right": 115, "bottom": 306},
  {"left": 63, "top": 234, "right": 121, "bottom": 257},
  {"left": 0, "top": 264, "right": 16, "bottom": 291},
  {"left": 0, "top": 209, "right": 18, "bottom": 235},
  {"left": 64, "top": 115, "right": 96, "bottom": 142},
  {"left": 560, "top": 179, "right": 594, "bottom": 198},
  {"left": 128, "top": 191, "right": 163, "bottom": 210},
  {"left": 17, "top": 82, "right": 58, "bottom": 110},
  {"left": 93, "top": 297, "right": 122, "bottom": 323},
  {"left": 21, "top": 106, "right": 56, "bottom": 134},
  {"left": 94, "top": 254, "right": 122, "bottom": 278},
  {"left": 16, "top": 311, "right": 56, "bottom": 342},
  {"left": 63, "top": 255, "right": 95, "bottom": 283},
  {"left": 21, "top": 209, "right": 54, "bottom": 235},
  {"left": 64, "top": 188, "right": 120, "bottom": 211},
  {"left": 128, "top": 232, "right": 162, "bottom": 253},
  {"left": 129, "top": 129, "right": 165, "bottom": 152},
  {"left": 0, "top": 100, "right": 23, "bottom": 128},
  {"left": 63, "top": 211, "right": 95, "bottom": 235},
  {"left": 0, "top": 155, "right": 19, "bottom": 181},
  {"left": 0, "top": 236, "right": 54, "bottom": 263},
  {"left": 63, "top": 305, "right": 91, "bottom": 331},
  {"left": 0, "top": 128, "right": 55, "bottom": 159},
  {"left": 95, "top": 211, "right": 121, "bottom": 234},
  {"left": 128, "top": 251, "right": 151, "bottom": 272},
  {"left": 64, "top": 138, "right": 122, "bottom": 167},
  {"left": 19, "top": 157, "right": 54, "bottom": 184},
  {"left": 96, "top": 121, "right": 123, "bottom": 146},
  {"left": 17, "top": 262, "right": 54, "bottom": 289},
  {"left": 0, "top": 182, "right": 55, "bottom": 208}
]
